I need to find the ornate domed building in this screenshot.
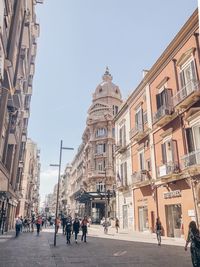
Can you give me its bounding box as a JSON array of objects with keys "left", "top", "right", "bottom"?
[{"left": 69, "top": 68, "right": 122, "bottom": 222}]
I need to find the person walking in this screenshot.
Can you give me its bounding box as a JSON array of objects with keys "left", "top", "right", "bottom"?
[
  {"left": 36, "top": 216, "right": 42, "bottom": 236},
  {"left": 61, "top": 215, "right": 67, "bottom": 235},
  {"left": 81, "top": 216, "right": 88, "bottom": 243},
  {"left": 15, "top": 217, "right": 22, "bottom": 237},
  {"left": 55, "top": 217, "right": 60, "bottom": 234},
  {"left": 115, "top": 218, "right": 119, "bottom": 233},
  {"left": 73, "top": 217, "right": 80, "bottom": 243},
  {"left": 66, "top": 216, "right": 72, "bottom": 244},
  {"left": 185, "top": 221, "right": 200, "bottom": 267},
  {"left": 155, "top": 217, "right": 162, "bottom": 246}
]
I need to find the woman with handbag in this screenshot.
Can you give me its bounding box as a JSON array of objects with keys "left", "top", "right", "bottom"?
[{"left": 185, "top": 221, "right": 200, "bottom": 267}]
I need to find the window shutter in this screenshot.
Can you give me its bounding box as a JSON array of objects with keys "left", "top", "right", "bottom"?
[
  {"left": 156, "top": 94, "right": 161, "bottom": 109},
  {"left": 190, "top": 60, "right": 196, "bottom": 81},
  {"left": 123, "top": 125, "right": 126, "bottom": 146},
  {"left": 124, "top": 162, "right": 127, "bottom": 186},
  {"left": 120, "top": 164, "right": 124, "bottom": 185},
  {"left": 171, "top": 140, "right": 179, "bottom": 164},
  {"left": 166, "top": 89, "right": 172, "bottom": 111},
  {"left": 179, "top": 71, "right": 185, "bottom": 88},
  {"left": 161, "top": 143, "right": 167, "bottom": 164},
  {"left": 186, "top": 128, "right": 195, "bottom": 153},
  {"left": 103, "top": 143, "right": 106, "bottom": 153}
]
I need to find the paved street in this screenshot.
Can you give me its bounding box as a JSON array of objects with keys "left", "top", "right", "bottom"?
[{"left": 0, "top": 226, "right": 192, "bottom": 267}]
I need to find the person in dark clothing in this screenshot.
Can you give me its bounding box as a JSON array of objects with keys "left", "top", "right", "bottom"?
[
  {"left": 65, "top": 217, "right": 72, "bottom": 244},
  {"left": 185, "top": 221, "right": 200, "bottom": 267},
  {"left": 155, "top": 217, "right": 162, "bottom": 246},
  {"left": 62, "top": 216, "right": 67, "bottom": 235},
  {"left": 73, "top": 217, "right": 80, "bottom": 243},
  {"left": 81, "top": 216, "right": 88, "bottom": 243}
]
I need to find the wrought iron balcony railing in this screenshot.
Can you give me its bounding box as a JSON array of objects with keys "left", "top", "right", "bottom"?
[
  {"left": 182, "top": 150, "right": 200, "bottom": 168},
  {"left": 173, "top": 79, "right": 200, "bottom": 107},
  {"left": 157, "top": 161, "right": 179, "bottom": 178}
]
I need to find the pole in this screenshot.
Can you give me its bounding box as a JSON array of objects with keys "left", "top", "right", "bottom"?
[
  {"left": 54, "top": 140, "right": 63, "bottom": 247},
  {"left": 104, "top": 169, "right": 108, "bottom": 230}
]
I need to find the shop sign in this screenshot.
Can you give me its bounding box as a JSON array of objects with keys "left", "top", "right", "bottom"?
[
  {"left": 188, "top": 210, "right": 195, "bottom": 217},
  {"left": 164, "top": 190, "right": 181, "bottom": 199},
  {"left": 137, "top": 198, "right": 148, "bottom": 204}
]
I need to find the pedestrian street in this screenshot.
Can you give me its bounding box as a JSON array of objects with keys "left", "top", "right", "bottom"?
[{"left": 0, "top": 226, "right": 192, "bottom": 267}]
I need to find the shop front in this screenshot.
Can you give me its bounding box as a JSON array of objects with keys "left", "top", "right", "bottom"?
[
  {"left": 133, "top": 185, "right": 156, "bottom": 233},
  {"left": 157, "top": 179, "right": 195, "bottom": 239}
]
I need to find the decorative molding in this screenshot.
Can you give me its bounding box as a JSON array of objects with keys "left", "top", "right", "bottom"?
[
  {"left": 176, "top": 47, "right": 196, "bottom": 67},
  {"left": 160, "top": 128, "right": 173, "bottom": 138},
  {"left": 156, "top": 76, "right": 169, "bottom": 89}
]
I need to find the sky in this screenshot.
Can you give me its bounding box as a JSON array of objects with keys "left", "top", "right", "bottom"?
[{"left": 28, "top": 0, "right": 198, "bottom": 204}]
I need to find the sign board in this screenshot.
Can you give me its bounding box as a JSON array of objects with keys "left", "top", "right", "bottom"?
[
  {"left": 159, "top": 165, "right": 167, "bottom": 177},
  {"left": 188, "top": 210, "right": 195, "bottom": 217},
  {"left": 164, "top": 190, "right": 181, "bottom": 199}
]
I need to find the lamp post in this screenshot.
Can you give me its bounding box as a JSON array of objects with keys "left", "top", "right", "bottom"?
[{"left": 50, "top": 140, "right": 74, "bottom": 246}]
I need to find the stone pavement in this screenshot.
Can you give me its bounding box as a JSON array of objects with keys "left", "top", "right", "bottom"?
[
  {"left": 0, "top": 227, "right": 192, "bottom": 267},
  {"left": 88, "top": 225, "right": 186, "bottom": 247}
]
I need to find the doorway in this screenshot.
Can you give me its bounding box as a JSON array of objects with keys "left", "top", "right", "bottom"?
[
  {"left": 165, "top": 204, "right": 182, "bottom": 237},
  {"left": 138, "top": 206, "right": 149, "bottom": 231},
  {"left": 122, "top": 205, "right": 128, "bottom": 229}
]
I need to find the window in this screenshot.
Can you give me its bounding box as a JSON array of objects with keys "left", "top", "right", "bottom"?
[
  {"left": 96, "top": 128, "right": 106, "bottom": 137},
  {"left": 180, "top": 59, "right": 197, "bottom": 88},
  {"left": 138, "top": 150, "right": 145, "bottom": 170},
  {"left": 119, "top": 125, "right": 126, "bottom": 146},
  {"left": 156, "top": 88, "right": 172, "bottom": 110},
  {"left": 96, "top": 143, "right": 106, "bottom": 154},
  {"left": 135, "top": 107, "right": 143, "bottom": 131},
  {"left": 186, "top": 125, "right": 200, "bottom": 152},
  {"left": 120, "top": 161, "right": 128, "bottom": 186},
  {"left": 161, "top": 139, "right": 178, "bottom": 164},
  {"left": 113, "top": 105, "right": 119, "bottom": 116},
  {"left": 143, "top": 111, "right": 148, "bottom": 124},
  {"left": 96, "top": 182, "right": 105, "bottom": 192},
  {"left": 146, "top": 159, "right": 151, "bottom": 171}
]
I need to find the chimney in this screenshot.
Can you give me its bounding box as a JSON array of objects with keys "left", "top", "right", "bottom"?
[{"left": 142, "top": 69, "right": 149, "bottom": 78}]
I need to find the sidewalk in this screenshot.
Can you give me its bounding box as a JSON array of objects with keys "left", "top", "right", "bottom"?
[{"left": 88, "top": 225, "right": 186, "bottom": 247}]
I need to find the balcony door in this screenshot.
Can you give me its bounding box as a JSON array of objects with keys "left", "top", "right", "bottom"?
[
  {"left": 180, "top": 60, "right": 196, "bottom": 95},
  {"left": 186, "top": 125, "right": 200, "bottom": 165}
]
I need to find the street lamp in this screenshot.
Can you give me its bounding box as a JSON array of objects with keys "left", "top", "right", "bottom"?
[{"left": 50, "top": 140, "right": 74, "bottom": 246}]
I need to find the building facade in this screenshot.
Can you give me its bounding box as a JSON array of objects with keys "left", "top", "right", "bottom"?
[
  {"left": 115, "top": 102, "right": 133, "bottom": 230},
  {"left": 0, "top": 0, "right": 42, "bottom": 232},
  {"left": 18, "top": 138, "right": 40, "bottom": 218},
  {"left": 115, "top": 8, "right": 199, "bottom": 238},
  {"left": 66, "top": 68, "right": 122, "bottom": 222}
]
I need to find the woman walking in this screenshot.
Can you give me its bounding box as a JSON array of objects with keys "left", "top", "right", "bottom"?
[
  {"left": 155, "top": 217, "right": 162, "bottom": 246},
  {"left": 73, "top": 217, "right": 80, "bottom": 243},
  {"left": 81, "top": 216, "right": 88, "bottom": 242},
  {"left": 185, "top": 221, "right": 200, "bottom": 267}
]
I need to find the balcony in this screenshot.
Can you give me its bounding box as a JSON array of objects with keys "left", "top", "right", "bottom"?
[
  {"left": 115, "top": 141, "right": 127, "bottom": 154},
  {"left": 130, "top": 123, "right": 150, "bottom": 142},
  {"left": 157, "top": 162, "right": 180, "bottom": 179},
  {"left": 153, "top": 104, "right": 174, "bottom": 127},
  {"left": 173, "top": 79, "right": 200, "bottom": 109},
  {"left": 182, "top": 150, "right": 200, "bottom": 175},
  {"left": 131, "top": 170, "right": 150, "bottom": 186},
  {"left": 30, "top": 63, "right": 35, "bottom": 76}
]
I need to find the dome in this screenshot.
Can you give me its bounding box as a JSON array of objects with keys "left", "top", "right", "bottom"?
[{"left": 93, "top": 67, "right": 122, "bottom": 101}]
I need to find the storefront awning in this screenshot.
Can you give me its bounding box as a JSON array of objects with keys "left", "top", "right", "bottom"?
[{"left": 74, "top": 189, "right": 114, "bottom": 203}]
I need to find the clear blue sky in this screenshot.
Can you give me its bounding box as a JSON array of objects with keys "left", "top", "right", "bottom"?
[{"left": 29, "top": 0, "right": 198, "bottom": 203}]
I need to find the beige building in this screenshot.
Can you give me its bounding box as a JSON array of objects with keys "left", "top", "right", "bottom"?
[
  {"left": 0, "top": 0, "right": 42, "bottom": 232},
  {"left": 18, "top": 138, "right": 40, "bottom": 217},
  {"left": 66, "top": 68, "right": 122, "bottom": 222}
]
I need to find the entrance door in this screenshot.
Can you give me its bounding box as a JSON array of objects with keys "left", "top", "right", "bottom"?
[
  {"left": 123, "top": 205, "right": 128, "bottom": 229},
  {"left": 165, "top": 204, "right": 182, "bottom": 237},
  {"left": 138, "top": 206, "right": 149, "bottom": 231}
]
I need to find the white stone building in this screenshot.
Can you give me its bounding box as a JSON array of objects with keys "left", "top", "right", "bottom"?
[{"left": 115, "top": 102, "right": 134, "bottom": 230}]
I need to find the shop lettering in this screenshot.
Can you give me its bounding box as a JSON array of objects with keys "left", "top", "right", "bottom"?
[{"left": 164, "top": 190, "right": 181, "bottom": 199}]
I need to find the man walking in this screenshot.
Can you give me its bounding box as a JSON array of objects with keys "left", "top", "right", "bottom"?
[
  {"left": 66, "top": 216, "right": 72, "bottom": 244},
  {"left": 15, "top": 217, "right": 22, "bottom": 237},
  {"left": 36, "top": 216, "right": 42, "bottom": 236}
]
